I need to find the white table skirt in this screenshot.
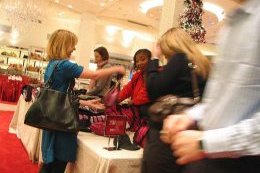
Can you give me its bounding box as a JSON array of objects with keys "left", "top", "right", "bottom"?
[
  {"left": 66, "top": 132, "right": 143, "bottom": 173},
  {"left": 8, "top": 95, "right": 42, "bottom": 162}
]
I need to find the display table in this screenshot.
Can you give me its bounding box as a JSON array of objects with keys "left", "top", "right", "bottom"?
[
  {"left": 66, "top": 132, "right": 143, "bottom": 173},
  {"left": 8, "top": 95, "right": 42, "bottom": 162},
  {"left": 9, "top": 95, "right": 143, "bottom": 172}
]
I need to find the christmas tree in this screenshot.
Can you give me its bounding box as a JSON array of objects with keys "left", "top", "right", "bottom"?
[{"left": 179, "top": 0, "right": 206, "bottom": 43}]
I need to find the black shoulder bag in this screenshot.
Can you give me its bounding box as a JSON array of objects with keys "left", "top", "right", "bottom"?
[
  {"left": 149, "top": 62, "right": 200, "bottom": 123},
  {"left": 24, "top": 61, "right": 79, "bottom": 132}
]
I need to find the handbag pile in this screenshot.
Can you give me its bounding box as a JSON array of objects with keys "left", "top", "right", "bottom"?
[
  {"left": 24, "top": 61, "right": 79, "bottom": 133},
  {"left": 149, "top": 62, "right": 201, "bottom": 123},
  {"left": 78, "top": 105, "right": 106, "bottom": 132}
]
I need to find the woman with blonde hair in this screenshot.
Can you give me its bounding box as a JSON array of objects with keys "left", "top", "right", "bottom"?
[
  {"left": 141, "top": 27, "right": 210, "bottom": 173},
  {"left": 40, "top": 29, "right": 125, "bottom": 173}
]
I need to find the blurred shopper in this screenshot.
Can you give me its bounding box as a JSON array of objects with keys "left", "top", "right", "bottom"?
[
  {"left": 161, "top": 0, "right": 260, "bottom": 173},
  {"left": 40, "top": 29, "right": 125, "bottom": 173},
  {"left": 142, "top": 27, "right": 211, "bottom": 173},
  {"left": 87, "top": 46, "right": 113, "bottom": 97},
  {"left": 117, "top": 49, "right": 152, "bottom": 147}
]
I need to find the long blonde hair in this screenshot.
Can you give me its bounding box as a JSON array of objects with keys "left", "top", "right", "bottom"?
[
  {"left": 46, "top": 29, "right": 78, "bottom": 60},
  {"left": 159, "top": 27, "right": 210, "bottom": 79}
]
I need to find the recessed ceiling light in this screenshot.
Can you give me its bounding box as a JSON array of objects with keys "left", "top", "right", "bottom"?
[
  {"left": 203, "top": 2, "right": 225, "bottom": 21},
  {"left": 140, "top": 0, "right": 163, "bottom": 13},
  {"left": 55, "top": 0, "right": 59, "bottom": 3},
  {"left": 68, "top": 4, "right": 73, "bottom": 9},
  {"left": 100, "top": 3, "right": 105, "bottom": 7}
]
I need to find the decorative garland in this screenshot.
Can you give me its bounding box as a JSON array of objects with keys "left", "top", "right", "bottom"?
[{"left": 179, "top": 0, "right": 206, "bottom": 43}]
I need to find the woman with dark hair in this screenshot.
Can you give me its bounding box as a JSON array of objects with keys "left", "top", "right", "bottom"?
[
  {"left": 117, "top": 49, "right": 152, "bottom": 147},
  {"left": 87, "top": 46, "right": 113, "bottom": 97}
]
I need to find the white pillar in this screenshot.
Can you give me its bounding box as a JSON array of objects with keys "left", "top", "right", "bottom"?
[
  {"left": 159, "top": 0, "right": 184, "bottom": 36},
  {"left": 76, "top": 12, "right": 97, "bottom": 68}
]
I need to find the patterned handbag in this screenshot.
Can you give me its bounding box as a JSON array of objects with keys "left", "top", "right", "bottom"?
[{"left": 149, "top": 62, "right": 200, "bottom": 123}]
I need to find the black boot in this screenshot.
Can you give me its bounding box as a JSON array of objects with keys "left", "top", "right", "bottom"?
[{"left": 113, "top": 134, "right": 140, "bottom": 151}]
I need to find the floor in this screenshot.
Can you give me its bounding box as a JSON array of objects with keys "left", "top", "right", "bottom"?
[{"left": 0, "top": 101, "right": 17, "bottom": 111}]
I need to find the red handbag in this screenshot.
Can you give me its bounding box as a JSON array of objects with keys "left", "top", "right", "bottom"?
[
  {"left": 105, "top": 104, "right": 140, "bottom": 131},
  {"left": 90, "top": 115, "right": 127, "bottom": 136}
]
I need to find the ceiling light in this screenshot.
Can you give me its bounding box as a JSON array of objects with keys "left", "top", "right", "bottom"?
[
  {"left": 10, "top": 38, "right": 19, "bottom": 45},
  {"left": 122, "top": 30, "right": 136, "bottom": 47},
  {"left": 68, "top": 4, "right": 73, "bottom": 9},
  {"left": 11, "top": 28, "right": 19, "bottom": 40},
  {"left": 55, "top": 0, "right": 59, "bottom": 3},
  {"left": 0, "top": 31, "right": 4, "bottom": 36},
  {"left": 203, "top": 2, "right": 225, "bottom": 21},
  {"left": 140, "top": 0, "right": 163, "bottom": 13},
  {"left": 139, "top": 1, "right": 225, "bottom": 22},
  {"left": 106, "top": 25, "right": 121, "bottom": 36}
]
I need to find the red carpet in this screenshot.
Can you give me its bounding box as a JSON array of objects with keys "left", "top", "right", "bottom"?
[{"left": 0, "top": 111, "right": 39, "bottom": 173}]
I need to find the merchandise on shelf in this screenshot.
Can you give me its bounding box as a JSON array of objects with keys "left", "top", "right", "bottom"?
[
  {"left": 1, "top": 51, "right": 17, "bottom": 57},
  {"left": 0, "top": 45, "right": 47, "bottom": 81}
]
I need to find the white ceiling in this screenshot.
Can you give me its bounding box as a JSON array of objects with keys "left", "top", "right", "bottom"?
[{"left": 51, "top": 0, "right": 240, "bottom": 43}]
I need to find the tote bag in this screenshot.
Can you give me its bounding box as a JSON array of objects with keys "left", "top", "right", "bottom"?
[{"left": 24, "top": 61, "right": 79, "bottom": 132}]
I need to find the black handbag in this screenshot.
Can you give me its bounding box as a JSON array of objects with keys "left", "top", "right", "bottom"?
[
  {"left": 24, "top": 62, "right": 79, "bottom": 132},
  {"left": 149, "top": 62, "right": 200, "bottom": 123}
]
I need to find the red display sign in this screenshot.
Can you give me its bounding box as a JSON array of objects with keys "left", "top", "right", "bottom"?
[{"left": 104, "top": 115, "right": 127, "bottom": 136}]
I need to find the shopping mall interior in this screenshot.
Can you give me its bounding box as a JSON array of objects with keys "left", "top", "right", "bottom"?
[{"left": 0, "top": 0, "right": 252, "bottom": 173}]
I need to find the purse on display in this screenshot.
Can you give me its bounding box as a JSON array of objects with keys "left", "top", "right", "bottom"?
[
  {"left": 149, "top": 62, "right": 200, "bottom": 123},
  {"left": 90, "top": 115, "right": 127, "bottom": 136},
  {"left": 103, "top": 74, "right": 122, "bottom": 107},
  {"left": 78, "top": 106, "right": 106, "bottom": 132},
  {"left": 24, "top": 61, "right": 79, "bottom": 133},
  {"left": 105, "top": 104, "right": 140, "bottom": 132}
]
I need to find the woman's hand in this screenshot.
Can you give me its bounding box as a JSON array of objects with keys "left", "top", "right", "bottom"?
[
  {"left": 160, "top": 114, "right": 194, "bottom": 144},
  {"left": 171, "top": 130, "right": 205, "bottom": 165},
  {"left": 152, "top": 42, "right": 162, "bottom": 59}
]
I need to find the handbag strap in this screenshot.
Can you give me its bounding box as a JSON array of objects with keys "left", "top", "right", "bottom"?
[
  {"left": 188, "top": 62, "right": 200, "bottom": 102},
  {"left": 44, "top": 61, "right": 59, "bottom": 88},
  {"left": 44, "top": 60, "right": 74, "bottom": 92}
]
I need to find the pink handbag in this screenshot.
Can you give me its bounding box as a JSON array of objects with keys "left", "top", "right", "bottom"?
[
  {"left": 103, "top": 82, "right": 120, "bottom": 107},
  {"left": 133, "top": 118, "right": 149, "bottom": 148}
]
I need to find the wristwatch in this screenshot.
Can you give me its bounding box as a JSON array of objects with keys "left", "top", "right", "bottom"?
[{"left": 198, "top": 138, "right": 204, "bottom": 151}]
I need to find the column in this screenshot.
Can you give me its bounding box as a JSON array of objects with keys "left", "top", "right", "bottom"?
[
  {"left": 76, "top": 12, "right": 97, "bottom": 68},
  {"left": 159, "top": 0, "right": 184, "bottom": 36}
]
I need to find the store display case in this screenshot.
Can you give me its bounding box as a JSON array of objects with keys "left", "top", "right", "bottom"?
[
  {"left": 0, "top": 46, "right": 25, "bottom": 73},
  {"left": 26, "top": 46, "right": 48, "bottom": 81},
  {"left": 0, "top": 45, "right": 48, "bottom": 81}
]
